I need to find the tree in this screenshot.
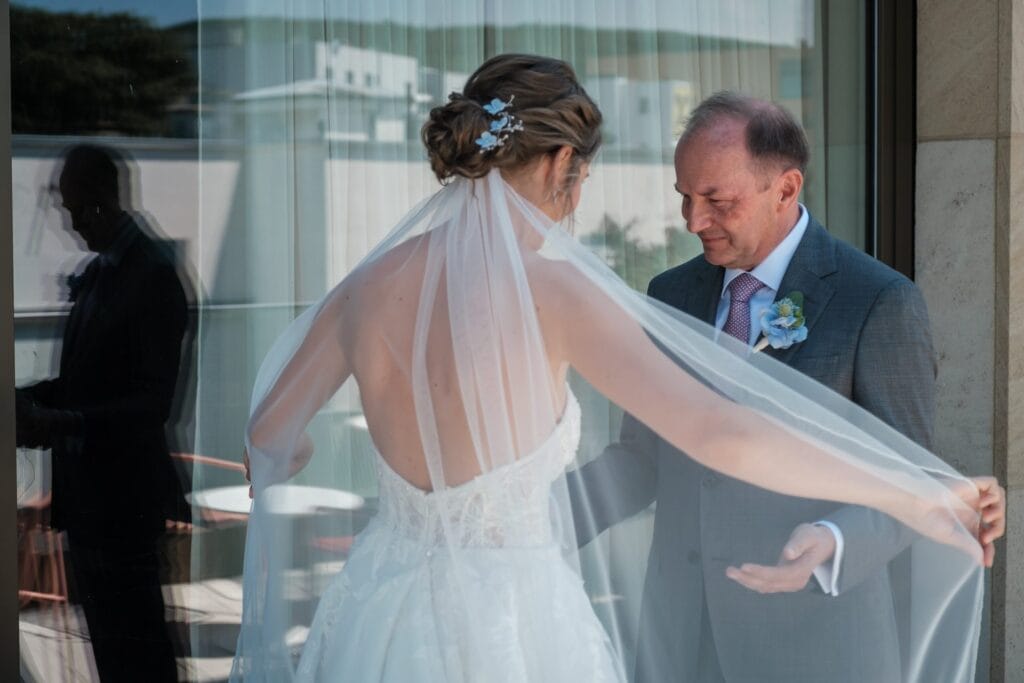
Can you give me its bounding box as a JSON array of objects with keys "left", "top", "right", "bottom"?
[
  {"left": 11, "top": 6, "right": 195, "bottom": 136},
  {"left": 582, "top": 214, "right": 694, "bottom": 292}
]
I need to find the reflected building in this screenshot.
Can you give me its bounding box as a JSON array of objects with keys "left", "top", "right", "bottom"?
[{"left": 232, "top": 42, "right": 437, "bottom": 144}]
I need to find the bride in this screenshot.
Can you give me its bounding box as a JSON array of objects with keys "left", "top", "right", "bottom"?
[{"left": 232, "top": 54, "right": 1000, "bottom": 682}]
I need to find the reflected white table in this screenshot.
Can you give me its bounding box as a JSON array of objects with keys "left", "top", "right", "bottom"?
[{"left": 188, "top": 485, "right": 365, "bottom": 516}]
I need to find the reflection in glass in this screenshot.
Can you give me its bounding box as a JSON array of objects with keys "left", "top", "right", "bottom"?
[{"left": 16, "top": 144, "right": 191, "bottom": 681}]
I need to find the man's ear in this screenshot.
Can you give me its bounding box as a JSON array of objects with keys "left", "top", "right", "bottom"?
[{"left": 777, "top": 168, "right": 803, "bottom": 210}]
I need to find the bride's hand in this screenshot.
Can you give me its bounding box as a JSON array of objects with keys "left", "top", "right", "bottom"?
[
  {"left": 905, "top": 475, "right": 1007, "bottom": 565},
  {"left": 242, "top": 433, "right": 314, "bottom": 500},
  {"left": 970, "top": 476, "right": 1006, "bottom": 567},
  {"left": 242, "top": 447, "right": 253, "bottom": 499},
  {"left": 941, "top": 476, "right": 1006, "bottom": 567},
  {"left": 890, "top": 478, "right": 983, "bottom": 565}
]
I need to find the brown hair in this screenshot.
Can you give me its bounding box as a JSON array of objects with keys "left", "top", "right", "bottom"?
[{"left": 422, "top": 54, "right": 602, "bottom": 188}]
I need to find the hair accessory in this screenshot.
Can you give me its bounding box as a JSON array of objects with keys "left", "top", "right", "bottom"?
[{"left": 475, "top": 95, "right": 525, "bottom": 153}]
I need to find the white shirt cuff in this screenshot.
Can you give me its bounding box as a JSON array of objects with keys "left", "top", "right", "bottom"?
[{"left": 811, "top": 521, "right": 844, "bottom": 597}]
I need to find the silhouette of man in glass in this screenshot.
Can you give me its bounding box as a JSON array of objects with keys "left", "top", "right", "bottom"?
[{"left": 16, "top": 144, "right": 187, "bottom": 682}]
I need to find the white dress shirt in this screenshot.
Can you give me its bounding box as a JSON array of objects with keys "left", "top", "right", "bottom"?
[
  {"left": 713, "top": 205, "right": 844, "bottom": 596},
  {"left": 714, "top": 206, "right": 809, "bottom": 343}
]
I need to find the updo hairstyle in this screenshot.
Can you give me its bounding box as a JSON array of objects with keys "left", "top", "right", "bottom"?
[{"left": 421, "top": 54, "right": 602, "bottom": 193}]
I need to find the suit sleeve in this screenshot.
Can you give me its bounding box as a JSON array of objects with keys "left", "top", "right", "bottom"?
[
  {"left": 17, "top": 379, "right": 60, "bottom": 406},
  {"left": 826, "top": 278, "right": 936, "bottom": 592},
  {"left": 566, "top": 276, "right": 672, "bottom": 546},
  {"left": 853, "top": 279, "right": 936, "bottom": 448},
  {"left": 568, "top": 411, "right": 659, "bottom": 546}
]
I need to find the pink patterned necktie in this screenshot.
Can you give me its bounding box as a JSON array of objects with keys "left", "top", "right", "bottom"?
[{"left": 722, "top": 272, "right": 765, "bottom": 344}]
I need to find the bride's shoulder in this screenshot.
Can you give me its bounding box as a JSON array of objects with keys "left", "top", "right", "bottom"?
[
  {"left": 344, "top": 238, "right": 427, "bottom": 294},
  {"left": 327, "top": 238, "right": 429, "bottom": 331},
  {"left": 525, "top": 252, "right": 594, "bottom": 301},
  {"left": 523, "top": 254, "right": 605, "bottom": 337}
]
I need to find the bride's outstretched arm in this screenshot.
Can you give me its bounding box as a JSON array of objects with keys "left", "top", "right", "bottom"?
[
  {"left": 535, "top": 261, "right": 981, "bottom": 561},
  {"left": 246, "top": 292, "right": 352, "bottom": 482}
]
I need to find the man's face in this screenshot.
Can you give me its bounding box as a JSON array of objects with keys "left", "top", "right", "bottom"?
[
  {"left": 674, "top": 119, "right": 783, "bottom": 271},
  {"left": 58, "top": 170, "right": 103, "bottom": 252}
]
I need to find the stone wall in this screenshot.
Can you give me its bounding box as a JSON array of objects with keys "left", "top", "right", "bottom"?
[{"left": 917, "top": 1, "right": 1024, "bottom": 679}]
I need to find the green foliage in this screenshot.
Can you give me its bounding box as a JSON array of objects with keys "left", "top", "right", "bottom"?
[
  {"left": 11, "top": 6, "right": 195, "bottom": 136},
  {"left": 581, "top": 214, "right": 694, "bottom": 292}
]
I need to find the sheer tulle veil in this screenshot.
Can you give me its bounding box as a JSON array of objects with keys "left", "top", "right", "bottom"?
[{"left": 230, "top": 166, "right": 984, "bottom": 681}]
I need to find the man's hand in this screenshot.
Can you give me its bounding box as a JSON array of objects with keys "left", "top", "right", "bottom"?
[
  {"left": 726, "top": 523, "right": 836, "bottom": 594},
  {"left": 14, "top": 393, "right": 66, "bottom": 450},
  {"left": 971, "top": 476, "right": 1006, "bottom": 568}
]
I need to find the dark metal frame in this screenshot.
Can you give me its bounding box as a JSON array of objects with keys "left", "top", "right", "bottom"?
[
  {"left": 867, "top": 0, "right": 917, "bottom": 277},
  {"left": 1, "top": 0, "right": 19, "bottom": 677}
]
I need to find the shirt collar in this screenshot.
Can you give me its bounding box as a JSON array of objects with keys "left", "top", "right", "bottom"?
[
  {"left": 721, "top": 204, "right": 809, "bottom": 297},
  {"left": 98, "top": 213, "right": 136, "bottom": 267}
]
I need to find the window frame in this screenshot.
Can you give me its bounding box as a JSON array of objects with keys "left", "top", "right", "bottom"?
[
  {"left": 867, "top": 0, "right": 916, "bottom": 277},
  {"left": 1, "top": 0, "right": 21, "bottom": 676}
]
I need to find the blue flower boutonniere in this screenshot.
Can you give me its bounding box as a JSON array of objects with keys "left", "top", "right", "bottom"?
[{"left": 754, "top": 292, "right": 808, "bottom": 352}]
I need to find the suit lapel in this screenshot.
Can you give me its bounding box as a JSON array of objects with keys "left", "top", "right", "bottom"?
[
  {"left": 678, "top": 259, "right": 723, "bottom": 325},
  {"left": 763, "top": 218, "right": 837, "bottom": 365},
  {"left": 664, "top": 216, "right": 837, "bottom": 361},
  {"left": 63, "top": 253, "right": 129, "bottom": 375},
  {"left": 60, "top": 260, "right": 102, "bottom": 375}
]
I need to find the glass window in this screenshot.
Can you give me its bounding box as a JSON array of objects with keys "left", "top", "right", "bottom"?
[{"left": 10, "top": 2, "right": 869, "bottom": 678}]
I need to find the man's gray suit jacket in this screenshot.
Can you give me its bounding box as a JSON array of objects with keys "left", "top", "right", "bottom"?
[{"left": 571, "top": 216, "right": 937, "bottom": 682}]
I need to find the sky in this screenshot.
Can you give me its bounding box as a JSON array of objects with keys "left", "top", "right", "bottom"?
[{"left": 11, "top": 0, "right": 814, "bottom": 45}]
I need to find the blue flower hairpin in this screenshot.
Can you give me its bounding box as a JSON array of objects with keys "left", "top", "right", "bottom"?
[
  {"left": 482, "top": 98, "right": 510, "bottom": 115},
  {"left": 475, "top": 95, "right": 525, "bottom": 153},
  {"left": 475, "top": 131, "right": 500, "bottom": 151}
]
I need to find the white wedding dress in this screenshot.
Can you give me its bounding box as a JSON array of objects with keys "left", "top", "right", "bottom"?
[{"left": 295, "top": 388, "right": 624, "bottom": 682}]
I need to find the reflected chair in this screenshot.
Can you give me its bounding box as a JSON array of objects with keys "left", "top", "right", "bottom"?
[
  {"left": 170, "top": 452, "right": 250, "bottom": 527},
  {"left": 17, "top": 492, "right": 69, "bottom": 607}
]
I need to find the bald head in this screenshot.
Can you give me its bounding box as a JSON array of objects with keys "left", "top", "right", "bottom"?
[
  {"left": 59, "top": 144, "right": 121, "bottom": 210},
  {"left": 679, "top": 91, "right": 809, "bottom": 177},
  {"left": 57, "top": 144, "right": 126, "bottom": 252}
]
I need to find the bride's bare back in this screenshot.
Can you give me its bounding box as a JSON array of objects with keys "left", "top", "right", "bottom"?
[{"left": 337, "top": 229, "right": 568, "bottom": 492}]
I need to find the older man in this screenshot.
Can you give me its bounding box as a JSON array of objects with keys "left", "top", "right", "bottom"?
[{"left": 571, "top": 92, "right": 1004, "bottom": 682}]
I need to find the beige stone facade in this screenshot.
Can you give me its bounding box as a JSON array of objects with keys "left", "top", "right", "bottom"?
[{"left": 917, "top": 1, "right": 1024, "bottom": 680}]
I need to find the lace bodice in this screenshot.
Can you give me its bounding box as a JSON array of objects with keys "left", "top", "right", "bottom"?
[{"left": 373, "top": 389, "right": 581, "bottom": 549}]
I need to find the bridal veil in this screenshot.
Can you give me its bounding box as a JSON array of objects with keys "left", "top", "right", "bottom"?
[{"left": 230, "top": 164, "right": 984, "bottom": 681}]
